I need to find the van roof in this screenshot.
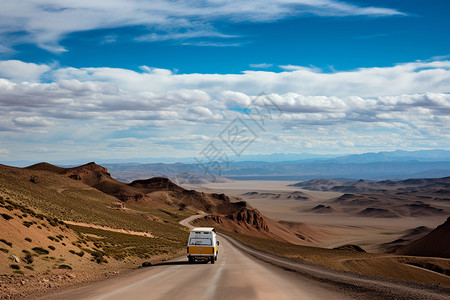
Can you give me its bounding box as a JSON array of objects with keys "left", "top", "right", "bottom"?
[{"left": 191, "top": 227, "right": 215, "bottom": 232}]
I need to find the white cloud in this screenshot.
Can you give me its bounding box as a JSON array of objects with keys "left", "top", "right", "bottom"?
[
  {"left": 13, "top": 116, "right": 53, "bottom": 127},
  {"left": 0, "top": 60, "right": 51, "bottom": 82},
  {"left": 279, "top": 64, "right": 322, "bottom": 72},
  {"left": 219, "top": 91, "right": 251, "bottom": 107},
  {"left": 49, "top": 60, "right": 450, "bottom": 97},
  {"left": 136, "top": 30, "right": 237, "bottom": 42},
  {"left": 180, "top": 41, "right": 242, "bottom": 47},
  {"left": 0, "top": 1, "right": 404, "bottom": 53},
  {"left": 0, "top": 148, "right": 8, "bottom": 154},
  {"left": 250, "top": 63, "right": 273, "bottom": 69},
  {"left": 1, "top": 58, "right": 450, "bottom": 159},
  {"left": 0, "top": 60, "right": 449, "bottom": 129}
]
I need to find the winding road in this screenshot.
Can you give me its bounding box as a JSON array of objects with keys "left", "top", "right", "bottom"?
[{"left": 41, "top": 215, "right": 450, "bottom": 300}]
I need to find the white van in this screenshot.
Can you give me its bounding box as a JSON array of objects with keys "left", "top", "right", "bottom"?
[{"left": 187, "top": 227, "right": 219, "bottom": 264}]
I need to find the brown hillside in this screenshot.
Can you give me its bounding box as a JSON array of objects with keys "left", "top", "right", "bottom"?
[
  {"left": 59, "top": 162, "right": 151, "bottom": 202},
  {"left": 380, "top": 226, "right": 431, "bottom": 253},
  {"left": 193, "top": 207, "right": 324, "bottom": 246},
  {"left": 397, "top": 216, "right": 450, "bottom": 258},
  {"left": 24, "top": 162, "right": 146, "bottom": 202},
  {"left": 0, "top": 197, "right": 81, "bottom": 275},
  {"left": 25, "top": 162, "right": 66, "bottom": 173},
  {"left": 129, "top": 177, "right": 184, "bottom": 193},
  {"left": 20, "top": 162, "right": 314, "bottom": 248},
  {"left": 61, "top": 162, "right": 111, "bottom": 186},
  {"left": 194, "top": 208, "right": 270, "bottom": 238},
  {"left": 31, "top": 162, "right": 242, "bottom": 214}
]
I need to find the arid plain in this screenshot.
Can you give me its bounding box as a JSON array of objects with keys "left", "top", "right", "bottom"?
[{"left": 187, "top": 180, "right": 450, "bottom": 252}]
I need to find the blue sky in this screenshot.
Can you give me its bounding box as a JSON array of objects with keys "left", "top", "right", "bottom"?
[
  {"left": 6, "top": 0, "right": 450, "bottom": 73},
  {"left": 0, "top": 0, "right": 450, "bottom": 164}
]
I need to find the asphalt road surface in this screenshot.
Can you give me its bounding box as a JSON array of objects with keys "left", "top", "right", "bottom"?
[
  {"left": 41, "top": 215, "right": 449, "bottom": 300},
  {"left": 44, "top": 235, "right": 354, "bottom": 300}
]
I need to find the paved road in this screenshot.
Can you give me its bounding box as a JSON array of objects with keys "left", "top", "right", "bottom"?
[
  {"left": 178, "top": 213, "right": 206, "bottom": 229},
  {"left": 41, "top": 215, "right": 450, "bottom": 300},
  {"left": 45, "top": 236, "right": 352, "bottom": 300}
]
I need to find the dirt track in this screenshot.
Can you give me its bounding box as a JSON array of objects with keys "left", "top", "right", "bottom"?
[{"left": 63, "top": 221, "right": 154, "bottom": 237}]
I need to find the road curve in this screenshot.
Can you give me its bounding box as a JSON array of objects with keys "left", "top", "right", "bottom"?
[
  {"left": 178, "top": 213, "right": 206, "bottom": 229},
  {"left": 39, "top": 215, "right": 450, "bottom": 300}
]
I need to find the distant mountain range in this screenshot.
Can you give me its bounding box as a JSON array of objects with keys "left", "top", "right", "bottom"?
[
  {"left": 94, "top": 150, "right": 450, "bottom": 182},
  {"left": 4, "top": 149, "right": 450, "bottom": 182}
]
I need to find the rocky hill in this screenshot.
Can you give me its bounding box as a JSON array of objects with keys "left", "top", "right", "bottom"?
[
  {"left": 290, "top": 177, "right": 450, "bottom": 219},
  {"left": 397, "top": 217, "right": 450, "bottom": 258}
]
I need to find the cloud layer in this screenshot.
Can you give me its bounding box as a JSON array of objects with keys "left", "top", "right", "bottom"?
[
  {"left": 0, "top": 59, "right": 450, "bottom": 160},
  {"left": 0, "top": 0, "right": 404, "bottom": 52}
]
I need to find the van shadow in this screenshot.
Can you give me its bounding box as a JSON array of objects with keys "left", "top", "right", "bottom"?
[{"left": 142, "top": 260, "right": 209, "bottom": 267}]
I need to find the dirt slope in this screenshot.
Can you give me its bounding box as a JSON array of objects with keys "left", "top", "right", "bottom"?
[
  {"left": 27, "top": 162, "right": 251, "bottom": 215},
  {"left": 15, "top": 163, "right": 309, "bottom": 246},
  {"left": 193, "top": 207, "right": 324, "bottom": 246},
  {"left": 397, "top": 216, "right": 450, "bottom": 258}
]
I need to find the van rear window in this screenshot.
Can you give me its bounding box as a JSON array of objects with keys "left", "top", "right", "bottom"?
[{"left": 189, "top": 238, "right": 212, "bottom": 246}]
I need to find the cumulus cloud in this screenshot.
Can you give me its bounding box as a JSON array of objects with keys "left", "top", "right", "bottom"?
[
  {"left": 48, "top": 60, "right": 450, "bottom": 97},
  {"left": 0, "top": 0, "right": 404, "bottom": 53},
  {"left": 0, "top": 60, "right": 51, "bottom": 82},
  {"left": 0, "top": 60, "right": 449, "bottom": 129},
  {"left": 1, "top": 58, "right": 450, "bottom": 159}
]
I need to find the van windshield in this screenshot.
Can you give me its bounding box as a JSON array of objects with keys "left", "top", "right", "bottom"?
[{"left": 189, "top": 238, "right": 212, "bottom": 246}]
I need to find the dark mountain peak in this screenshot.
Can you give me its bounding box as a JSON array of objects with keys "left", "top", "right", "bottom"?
[
  {"left": 62, "top": 162, "right": 112, "bottom": 184},
  {"left": 25, "top": 162, "right": 66, "bottom": 173},
  {"left": 129, "top": 177, "right": 183, "bottom": 192}
]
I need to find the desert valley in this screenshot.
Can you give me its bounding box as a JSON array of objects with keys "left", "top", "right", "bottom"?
[{"left": 1, "top": 161, "right": 450, "bottom": 299}]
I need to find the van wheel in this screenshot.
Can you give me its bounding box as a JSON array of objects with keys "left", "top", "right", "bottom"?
[
  {"left": 211, "top": 257, "right": 215, "bottom": 264},
  {"left": 188, "top": 257, "right": 193, "bottom": 264},
  {"left": 215, "top": 255, "right": 218, "bottom": 261}
]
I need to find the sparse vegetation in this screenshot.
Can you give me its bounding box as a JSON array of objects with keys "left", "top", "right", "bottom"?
[
  {"left": 0, "top": 165, "right": 194, "bottom": 237},
  {"left": 69, "top": 249, "right": 84, "bottom": 257},
  {"left": 0, "top": 247, "right": 9, "bottom": 253},
  {"left": 9, "top": 264, "right": 20, "bottom": 270},
  {"left": 1, "top": 213, "right": 13, "bottom": 220},
  {"left": 48, "top": 236, "right": 59, "bottom": 242},
  {"left": 83, "top": 248, "right": 108, "bottom": 264},
  {"left": 32, "top": 247, "right": 49, "bottom": 255},
  {"left": 58, "top": 264, "right": 72, "bottom": 270},
  {"left": 23, "top": 221, "right": 34, "bottom": 227},
  {"left": 70, "top": 224, "right": 183, "bottom": 260},
  {"left": 22, "top": 250, "right": 34, "bottom": 264},
  {"left": 0, "top": 239, "right": 12, "bottom": 247},
  {"left": 0, "top": 164, "right": 195, "bottom": 284}
]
